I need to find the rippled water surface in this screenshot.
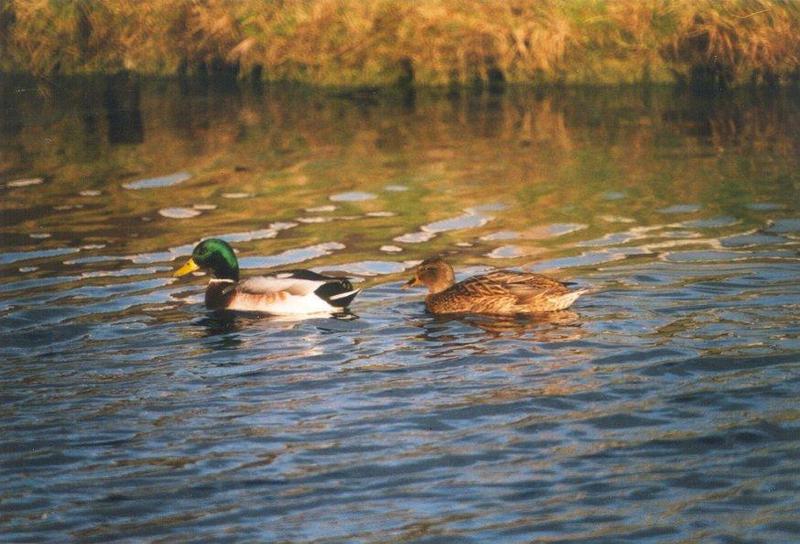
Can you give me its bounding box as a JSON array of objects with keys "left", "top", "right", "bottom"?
[{"left": 2, "top": 79, "right": 800, "bottom": 543}]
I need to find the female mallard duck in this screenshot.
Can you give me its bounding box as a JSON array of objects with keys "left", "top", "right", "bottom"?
[
  {"left": 173, "top": 238, "right": 360, "bottom": 315},
  {"left": 404, "top": 257, "right": 586, "bottom": 315}
]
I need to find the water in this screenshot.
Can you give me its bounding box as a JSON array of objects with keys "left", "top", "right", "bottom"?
[{"left": 2, "top": 78, "right": 799, "bottom": 543}]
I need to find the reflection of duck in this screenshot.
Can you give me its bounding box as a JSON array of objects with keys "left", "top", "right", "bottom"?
[
  {"left": 173, "top": 239, "right": 360, "bottom": 314},
  {"left": 411, "top": 312, "right": 584, "bottom": 348},
  {"left": 404, "top": 257, "right": 586, "bottom": 315},
  {"left": 458, "top": 311, "right": 580, "bottom": 334}
]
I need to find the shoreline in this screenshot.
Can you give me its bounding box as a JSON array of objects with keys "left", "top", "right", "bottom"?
[{"left": 2, "top": 1, "right": 799, "bottom": 94}]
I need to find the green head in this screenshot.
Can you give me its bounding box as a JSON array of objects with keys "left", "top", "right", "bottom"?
[{"left": 173, "top": 238, "right": 240, "bottom": 281}]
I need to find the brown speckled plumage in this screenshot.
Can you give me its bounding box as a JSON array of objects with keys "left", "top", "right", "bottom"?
[{"left": 405, "top": 258, "right": 586, "bottom": 315}]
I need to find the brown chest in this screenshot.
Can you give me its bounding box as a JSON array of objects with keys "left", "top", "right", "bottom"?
[{"left": 205, "top": 281, "right": 235, "bottom": 310}]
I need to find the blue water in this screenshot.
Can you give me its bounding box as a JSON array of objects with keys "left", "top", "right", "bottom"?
[{"left": 1, "top": 80, "right": 799, "bottom": 542}]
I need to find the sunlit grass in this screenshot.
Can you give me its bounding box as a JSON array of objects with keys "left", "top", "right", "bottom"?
[{"left": 2, "top": 1, "right": 799, "bottom": 88}]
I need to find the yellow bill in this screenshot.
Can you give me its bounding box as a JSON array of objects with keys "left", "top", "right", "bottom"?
[{"left": 174, "top": 258, "right": 199, "bottom": 277}]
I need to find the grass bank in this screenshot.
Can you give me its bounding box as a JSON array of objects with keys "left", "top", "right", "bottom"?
[{"left": 2, "top": 1, "right": 799, "bottom": 91}]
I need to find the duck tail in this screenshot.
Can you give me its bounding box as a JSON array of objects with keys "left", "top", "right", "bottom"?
[
  {"left": 314, "top": 279, "right": 361, "bottom": 308},
  {"left": 327, "top": 288, "right": 361, "bottom": 308},
  {"left": 551, "top": 288, "right": 588, "bottom": 310}
]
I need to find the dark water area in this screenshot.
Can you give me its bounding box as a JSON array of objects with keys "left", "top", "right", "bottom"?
[{"left": 1, "top": 77, "right": 799, "bottom": 542}]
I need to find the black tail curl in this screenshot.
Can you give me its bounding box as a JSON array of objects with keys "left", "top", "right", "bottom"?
[{"left": 314, "top": 278, "right": 359, "bottom": 308}]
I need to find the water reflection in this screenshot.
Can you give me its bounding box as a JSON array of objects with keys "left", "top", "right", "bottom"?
[
  {"left": 196, "top": 312, "right": 247, "bottom": 349},
  {"left": 0, "top": 79, "right": 24, "bottom": 138},
  {"left": 105, "top": 74, "right": 143, "bottom": 144},
  {"left": 1, "top": 79, "right": 799, "bottom": 543},
  {"left": 196, "top": 308, "right": 360, "bottom": 342},
  {"left": 427, "top": 310, "right": 582, "bottom": 337}
]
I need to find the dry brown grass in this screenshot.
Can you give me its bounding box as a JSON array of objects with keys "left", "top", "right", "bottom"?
[{"left": 2, "top": 0, "right": 799, "bottom": 88}]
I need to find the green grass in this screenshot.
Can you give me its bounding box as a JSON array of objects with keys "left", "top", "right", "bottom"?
[{"left": 2, "top": 0, "right": 799, "bottom": 89}]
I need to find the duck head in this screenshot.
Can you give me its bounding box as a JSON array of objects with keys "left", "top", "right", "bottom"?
[
  {"left": 174, "top": 238, "right": 240, "bottom": 281},
  {"left": 404, "top": 257, "right": 455, "bottom": 294}
]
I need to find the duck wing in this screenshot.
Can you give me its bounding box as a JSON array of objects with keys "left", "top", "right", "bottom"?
[
  {"left": 231, "top": 270, "right": 360, "bottom": 309},
  {"left": 447, "top": 271, "right": 570, "bottom": 310},
  {"left": 481, "top": 271, "right": 568, "bottom": 300},
  {"left": 455, "top": 271, "right": 565, "bottom": 297},
  {"left": 234, "top": 274, "right": 322, "bottom": 297}
]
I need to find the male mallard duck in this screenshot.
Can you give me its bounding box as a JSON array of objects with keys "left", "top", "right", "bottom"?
[
  {"left": 404, "top": 257, "right": 586, "bottom": 315},
  {"left": 173, "top": 238, "right": 360, "bottom": 315}
]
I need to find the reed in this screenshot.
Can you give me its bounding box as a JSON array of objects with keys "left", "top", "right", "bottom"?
[{"left": 2, "top": 0, "right": 798, "bottom": 89}]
